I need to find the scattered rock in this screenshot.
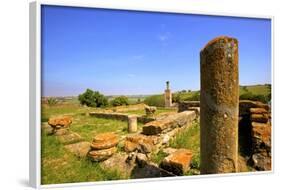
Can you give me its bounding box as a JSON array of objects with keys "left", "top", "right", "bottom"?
[
  {"left": 88, "top": 147, "right": 117, "bottom": 162},
  {"left": 57, "top": 132, "right": 83, "bottom": 145},
  {"left": 136, "top": 153, "right": 148, "bottom": 167},
  {"left": 131, "top": 162, "right": 175, "bottom": 179},
  {"left": 53, "top": 128, "right": 70, "bottom": 136},
  {"left": 126, "top": 152, "right": 137, "bottom": 165},
  {"left": 161, "top": 134, "right": 170, "bottom": 145},
  {"left": 124, "top": 140, "right": 138, "bottom": 152},
  {"left": 91, "top": 132, "right": 118, "bottom": 150},
  {"left": 162, "top": 147, "right": 177, "bottom": 155},
  {"left": 64, "top": 141, "right": 91, "bottom": 158},
  {"left": 48, "top": 116, "right": 72, "bottom": 129},
  {"left": 251, "top": 150, "right": 271, "bottom": 171},
  {"left": 144, "top": 105, "right": 157, "bottom": 116},
  {"left": 100, "top": 153, "right": 135, "bottom": 177},
  {"left": 124, "top": 134, "right": 158, "bottom": 154},
  {"left": 160, "top": 149, "right": 192, "bottom": 175},
  {"left": 42, "top": 123, "right": 53, "bottom": 135}
]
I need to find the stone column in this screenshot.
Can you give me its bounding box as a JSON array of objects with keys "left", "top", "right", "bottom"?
[
  {"left": 164, "top": 81, "right": 172, "bottom": 107},
  {"left": 128, "top": 115, "right": 138, "bottom": 133},
  {"left": 200, "top": 36, "right": 239, "bottom": 174}
]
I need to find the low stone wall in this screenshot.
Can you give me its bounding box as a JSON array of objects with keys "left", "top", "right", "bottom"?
[
  {"left": 142, "top": 111, "right": 197, "bottom": 135},
  {"left": 112, "top": 103, "right": 146, "bottom": 112},
  {"left": 89, "top": 112, "right": 130, "bottom": 121},
  {"left": 89, "top": 111, "right": 155, "bottom": 124},
  {"left": 178, "top": 101, "right": 200, "bottom": 113},
  {"left": 239, "top": 100, "right": 271, "bottom": 171}
]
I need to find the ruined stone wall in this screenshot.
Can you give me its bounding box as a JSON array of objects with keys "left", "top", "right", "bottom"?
[
  {"left": 89, "top": 112, "right": 130, "bottom": 121},
  {"left": 178, "top": 101, "right": 200, "bottom": 113},
  {"left": 239, "top": 100, "right": 271, "bottom": 171},
  {"left": 142, "top": 111, "right": 197, "bottom": 135},
  {"left": 89, "top": 112, "right": 155, "bottom": 124}
]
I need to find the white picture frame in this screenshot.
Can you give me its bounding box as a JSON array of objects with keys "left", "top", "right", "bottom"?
[{"left": 29, "top": 1, "right": 274, "bottom": 188}]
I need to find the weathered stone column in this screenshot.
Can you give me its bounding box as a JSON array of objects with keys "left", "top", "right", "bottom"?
[
  {"left": 164, "top": 81, "right": 172, "bottom": 107},
  {"left": 200, "top": 36, "right": 239, "bottom": 174},
  {"left": 128, "top": 115, "right": 138, "bottom": 133}
]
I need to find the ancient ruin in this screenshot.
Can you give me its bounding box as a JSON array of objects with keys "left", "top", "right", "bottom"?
[
  {"left": 200, "top": 36, "right": 239, "bottom": 174},
  {"left": 164, "top": 81, "right": 172, "bottom": 107},
  {"left": 41, "top": 36, "right": 271, "bottom": 183}
]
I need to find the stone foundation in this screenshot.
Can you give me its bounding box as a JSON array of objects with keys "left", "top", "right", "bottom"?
[{"left": 142, "top": 111, "right": 196, "bottom": 135}]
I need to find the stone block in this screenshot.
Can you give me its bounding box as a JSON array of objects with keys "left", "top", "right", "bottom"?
[
  {"left": 48, "top": 116, "right": 72, "bottom": 129},
  {"left": 64, "top": 141, "right": 91, "bottom": 158},
  {"left": 91, "top": 132, "right": 118, "bottom": 150},
  {"left": 250, "top": 113, "right": 269, "bottom": 123},
  {"left": 131, "top": 162, "right": 176, "bottom": 179},
  {"left": 53, "top": 128, "right": 70, "bottom": 136},
  {"left": 160, "top": 149, "right": 192, "bottom": 175},
  {"left": 249, "top": 108, "right": 268, "bottom": 114},
  {"left": 251, "top": 150, "right": 271, "bottom": 171},
  {"left": 57, "top": 132, "right": 83, "bottom": 145},
  {"left": 143, "top": 111, "right": 196, "bottom": 135},
  {"left": 124, "top": 134, "right": 158, "bottom": 154},
  {"left": 251, "top": 122, "right": 271, "bottom": 151},
  {"left": 88, "top": 147, "right": 117, "bottom": 162}
]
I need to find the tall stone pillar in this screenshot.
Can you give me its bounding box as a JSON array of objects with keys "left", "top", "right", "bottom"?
[
  {"left": 164, "top": 81, "right": 172, "bottom": 107},
  {"left": 200, "top": 36, "right": 239, "bottom": 174}
]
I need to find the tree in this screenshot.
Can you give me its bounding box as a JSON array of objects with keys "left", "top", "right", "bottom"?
[
  {"left": 144, "top": 95, "right": 165, "bottom": 107},
  {"left": 239, "top": 92, "right": 269, "bottom": 104},
  {"left": 78, "top": 89, "right": 108, "bottom": 107},
  {"left": 111, "top": 96, "right": 129, "bottom": 106},
  {"left": 242, "top": 86, "right": 248, "bottom": 92}
]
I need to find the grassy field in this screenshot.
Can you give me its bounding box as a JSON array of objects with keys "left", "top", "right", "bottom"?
[
  {"left": 41, "top": 102, "right": 175, "bottom": 184},
  {"left": 41, "top": 104, "right": 132, "bottom": 184},
  {"left": 41, "top": 129, "right": 126, "bottom": 184},
  {"left": 120, "top": 107, "right": 177, "bottom": 116},
  {"left": 239, "top": 84, "right": 271, "bottom": 96}
]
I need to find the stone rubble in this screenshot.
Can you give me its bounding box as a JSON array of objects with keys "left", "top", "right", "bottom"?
[
  {"left": 124, "top": 134, "right": 159, "bottom": 154},
  {"left": 160, "top": 149, "right": 193, "bottom": 175}
]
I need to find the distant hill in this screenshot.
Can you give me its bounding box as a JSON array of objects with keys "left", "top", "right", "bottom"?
[{"left": 144, "top": 84, "right": 272, "bottom": 106}]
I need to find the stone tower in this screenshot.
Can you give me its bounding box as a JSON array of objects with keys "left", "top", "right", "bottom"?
[
  {"left": 164, "top": 81, "right": 172, "bottom": 107},
  {"left": 200, "top": 36, "right": 239, "bottom": 174}
]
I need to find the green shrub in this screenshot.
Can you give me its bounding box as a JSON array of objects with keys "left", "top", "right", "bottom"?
[
  {"left": 144, "top": 95, "right": 165, "bottom": 107},
  {"left": 41, "top": 116, "right": 49, "bottom": 123},
  {"left": 47, "top": 98, "right": 58, "bottom": 106},
  {"left": 172, "top": 93, "right": 182, "bottom": 103},
  {"left": 78, "top": 89, "right": 108, "bottom": 107},
  {"left": 239, "top": 92, "right": 269, "bottom": 104},
  {"left": 183, "top": 91, "right": 200, "bottom": 101},
  {"left": 111, "top": 96, "right": 129, "bottom": 106}
]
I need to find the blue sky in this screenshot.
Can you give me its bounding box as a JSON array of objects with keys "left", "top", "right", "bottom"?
[{"left": 41, "top": 5, "right": 271, "bottom": 96}]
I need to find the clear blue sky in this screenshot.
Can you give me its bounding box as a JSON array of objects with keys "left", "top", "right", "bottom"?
[{"left": 41, "top": 5, "right": 271, "bottom": 97}]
